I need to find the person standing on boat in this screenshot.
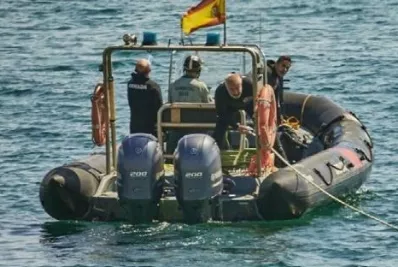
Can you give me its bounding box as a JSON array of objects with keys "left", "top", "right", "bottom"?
[
  {"left": 127, "top": 59, "right": 163, "bottom": 136},
  {"left": 266, "top": 55, "right": 292, "bottom": 124},
  {"left": 168, "top": 55, "right": 212, "bottom": 103},
  {"left": 212, "top": 73, "right": 254, "bottom": 149},
  {"left": 166, "top": 55, "right": 212, "bottom": 155}
]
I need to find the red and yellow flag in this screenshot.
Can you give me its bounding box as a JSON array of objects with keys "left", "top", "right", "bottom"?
[{"left": 181, "top": 0, "right": 226, "bottom": 35}]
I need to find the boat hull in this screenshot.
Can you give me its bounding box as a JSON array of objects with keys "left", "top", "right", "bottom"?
[{"left": 39, "top": 92, "right": 373, "bottom": 222}]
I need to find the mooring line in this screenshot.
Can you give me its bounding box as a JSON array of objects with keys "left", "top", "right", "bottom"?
[{"left": 270, "top": 147, "right": 398, "bottom": 231}]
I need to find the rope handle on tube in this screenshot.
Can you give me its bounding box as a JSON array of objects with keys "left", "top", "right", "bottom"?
[
  {"left": 246, "top": 129, "right": 397, "bottom": 231},
  {"left": 270, "top": 146, "right": 398, "bottom": 231}
]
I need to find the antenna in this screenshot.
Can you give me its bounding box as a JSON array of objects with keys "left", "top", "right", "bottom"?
[
  {"left": 167, "top": 50, "right": 176, "bottom": 92},
  {"left": 259, "top": 11, "right": 263, "bottom": 48}
]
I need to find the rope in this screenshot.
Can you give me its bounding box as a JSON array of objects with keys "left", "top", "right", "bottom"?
[
  {"left": 281, "top": 116, "right": 300, "bottom": 130},
  {"left": 270, "top": 146, "right": 398, "bottom": 231},
  {"left": 300, "top": 94, "right": 312, "bottom": 124}
]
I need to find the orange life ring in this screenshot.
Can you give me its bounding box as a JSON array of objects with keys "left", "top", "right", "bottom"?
[
  {"left": 91, "top": 83, "right": 107, "bottom": 146},
  {"left": 247, "top": 84, "right": 277, "bottom": 175}
]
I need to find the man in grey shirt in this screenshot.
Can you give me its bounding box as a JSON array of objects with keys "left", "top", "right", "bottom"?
[
  {"left": 166, "top": 55, "right": 212, "bottom": 157},
  {"left": 168, "top": 55, "right": 212, "bottom": 103}
]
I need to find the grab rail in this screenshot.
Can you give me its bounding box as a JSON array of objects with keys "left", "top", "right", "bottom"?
[{"left": 157, "top": 103, "right": 247, "bottom": 160}]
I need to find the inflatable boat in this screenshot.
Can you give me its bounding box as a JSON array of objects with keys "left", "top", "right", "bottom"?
[{"left": 39, "top": 38, "right": 373, "bottom": 223}]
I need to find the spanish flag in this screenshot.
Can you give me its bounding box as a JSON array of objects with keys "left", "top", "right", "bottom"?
[{"left": 181, "top": 0, "right": 226, "bottom": 35}]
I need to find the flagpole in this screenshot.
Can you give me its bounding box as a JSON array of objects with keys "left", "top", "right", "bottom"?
[
  {"left": 259, "top": 11, "right": 262, "bottom": 47},
  {"left": 223, "top": 20, "right": 227, "bottom": 45},
  {"left": 223, "top": 0, "right": 227, "bottom": 45},
  {"left": 180, "top": 16, "right": 184, "bottom": 45}
]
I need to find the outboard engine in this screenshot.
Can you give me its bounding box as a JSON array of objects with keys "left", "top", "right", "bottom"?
[
  {"left": 174, "top": 134, "right": 223, "bottom": 223},
  {"left": 117, "top": 133, "right": 164, "bottom": 223}
]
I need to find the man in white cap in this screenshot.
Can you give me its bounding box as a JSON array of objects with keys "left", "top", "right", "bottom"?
[{"left": 169, "top": 55, "right": 212, "bottom": 103}]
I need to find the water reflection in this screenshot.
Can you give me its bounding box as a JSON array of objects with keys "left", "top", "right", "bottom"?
[{"left": 40, "top": 221, "right": 88, "bottom": 244}]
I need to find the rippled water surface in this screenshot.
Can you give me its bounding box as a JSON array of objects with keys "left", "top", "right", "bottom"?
[{"left": 1, "top": 0, "right": 398, "bottom": 266}]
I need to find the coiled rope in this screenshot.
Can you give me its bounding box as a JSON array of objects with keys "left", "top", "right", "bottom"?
[{"left": 270, "top": 146, "right": 398, "bottom": 231}]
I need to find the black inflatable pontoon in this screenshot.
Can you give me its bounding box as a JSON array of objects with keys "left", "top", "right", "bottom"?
[{"left": 40, "top": 90, "right": 373, "bottom": 223}]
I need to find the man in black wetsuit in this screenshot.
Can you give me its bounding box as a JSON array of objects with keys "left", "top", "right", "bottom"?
[
  {"left": 213, "top": 72, "right": 290, "bottom": 167},
  {"left": 212, "top": 73, "right": 253, "bottom": 149},
  {"left": 266, "top": 55, "right": 292, "bottom": 165},
  {"left": 127, "top": 59, "right": 163, "bottom": 136},
  {"left": 266, "top": 55, "right": 292, "bottom": 124}
]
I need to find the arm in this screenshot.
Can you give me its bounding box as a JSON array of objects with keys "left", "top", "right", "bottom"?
[
  {"left": 199, "top": 82, "right": 211, "bottom": 103},
  {"left": 277, "top": 78, "right": 284, "bottom": 119},
  {"left": 151, "top": 83, "right": 163, "bottom": 135},
  {"left": 154, "top": 83, "right": 163, "bottom": 110},
  {"left": 127, "top": 80, "right": 134, "bottom": 109},
  {"left": 168, "top": 83, "right": 173, "bottom": 103},
  {"left": 266, "top": 65, "right": 276, "bottom": 88}
]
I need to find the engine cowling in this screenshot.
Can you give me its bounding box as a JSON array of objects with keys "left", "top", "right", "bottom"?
[
  {"left": 174, "top": 134, "right": 223, "bottom": 223},
  {"left": 117, "top": 133, "right": 164, "bottom": 223}
]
